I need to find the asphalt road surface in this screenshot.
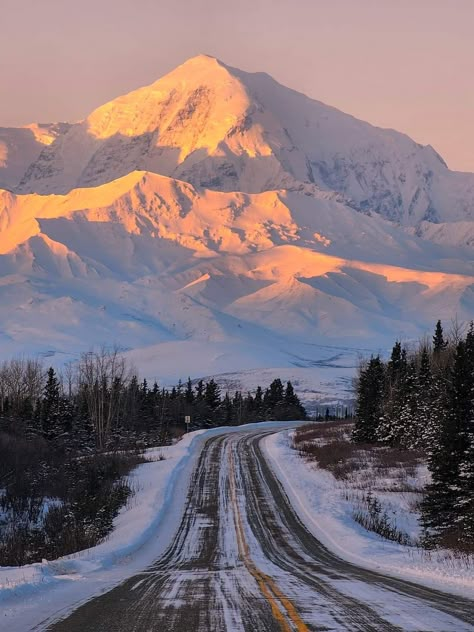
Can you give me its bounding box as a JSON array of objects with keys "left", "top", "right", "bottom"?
[{"left": 47, "top": 430, "right": 474, "bottom": 631}]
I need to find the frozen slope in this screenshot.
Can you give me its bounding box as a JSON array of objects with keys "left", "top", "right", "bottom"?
[
  {"left": 0, "top": 123, "right": 70, "bottom": 191},
  {"left": 1, "top": 171, "right": 474, "bottom": 382}
]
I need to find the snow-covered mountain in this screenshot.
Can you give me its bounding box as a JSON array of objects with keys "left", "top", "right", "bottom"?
[
  {"left": 0, "top": 123, "right": 70, "bottom": 191},
  {"left": 1, "top": 56, "right": 473, "bottom": 393},
  {"left": 11, "top": 55, "right": 474, "bottom": 227},
  {"left": 1, "top": 170, "right": 474, "bottom": 376}
]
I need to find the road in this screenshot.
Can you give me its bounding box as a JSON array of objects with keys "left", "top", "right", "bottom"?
[{"left": 48, "top": 430, "right": 474, "bottom": 631}]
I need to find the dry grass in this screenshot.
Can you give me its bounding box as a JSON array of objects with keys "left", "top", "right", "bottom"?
[
  {"left": 293, "top": 421, "right": 474, "bottom": 566},
  {"left": 293, "top": 421, "right": 423, "bottom": 546},
  {"left": 293, "top": 422, "right": 424, "bottom": 485}
]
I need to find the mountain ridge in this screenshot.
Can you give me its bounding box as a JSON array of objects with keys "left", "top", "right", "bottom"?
[{"left": 4, "top": 54, "right": 472, "bottom": 230}]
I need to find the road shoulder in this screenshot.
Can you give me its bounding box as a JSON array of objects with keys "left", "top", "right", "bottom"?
[{"left": 261, "top": 428, "right": 474, "bottom": 600}]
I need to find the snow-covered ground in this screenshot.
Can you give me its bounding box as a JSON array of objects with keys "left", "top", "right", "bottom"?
[
  {"left": 189, "top": 363, "right": 355, "bottom": 415},
  {"left": 0, "top": 422, "right": 293, "bottom": 631},
  {"left": 262, "top": 428, "right": 474, "bottom": 598},
  {"left": 0, "top": 428, "right": 207, "bottom": 630}
]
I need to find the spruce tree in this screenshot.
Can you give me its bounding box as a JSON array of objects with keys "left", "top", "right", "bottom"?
[
  {"left": 283, "top": 381, "right": 306, "bottom": 419},
  {"left": 185, "top": 378, "right": 194, "bottom": 404},
  {"left": 264, "top": 379, "right": 284, "bottom": 416},
  {"left": 398, "top": 360, "right": 418, "bottom": 449},
  {"left": 453, "top": 322, "right": 474, "bottom": 545},
  {"left": 204, "top": 379, "right": 221, "bottom": 410},
  {"left": 221, "top": 392, "right": 233, "bottom": 425},
  {"left": 417, "top": 347, "right": 439, "bottom": 451},
  {"left": 456, "top": 429, "right": 474, "bottom": 546},
  {"left": 254, "top": 386, "right": 264, "bottom": 420},
  {"left": 422, "top": 339, "right": 473, "bottom": 544},
  {"left": 42, "top": 367, "right": 61, "bottom": 440},
  {"left": 433, "top": 320, "right": 448, "bottom": 355},
  {"left": 377, "top": 344, "right": 407, "bottom": 445},
  {"left": 195, "top": 380, "right": 204, "bottom": 401},
  {"left": 352, "top": 356, "right": 385, "bottom": 443}
]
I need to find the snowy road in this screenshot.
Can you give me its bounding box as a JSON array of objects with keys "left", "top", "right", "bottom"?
[{"left": 48, "top": 430, "right": 474, "bottom": 631}]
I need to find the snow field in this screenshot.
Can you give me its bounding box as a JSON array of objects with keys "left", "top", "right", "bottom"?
[{"left": 262, "top": 428, "right": 474, "bottom": 598}]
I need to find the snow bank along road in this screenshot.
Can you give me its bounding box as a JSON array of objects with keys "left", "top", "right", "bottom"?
[{"left": 48, "top": 429, "right": 474, "bottom": 631}]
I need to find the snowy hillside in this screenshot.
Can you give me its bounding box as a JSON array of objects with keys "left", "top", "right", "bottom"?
[
  {"left": 1, "top": 56, "right": 474, "bottom": 393},
  {"left": 1, "top": 170, "right": 474, "bottom": 385}
]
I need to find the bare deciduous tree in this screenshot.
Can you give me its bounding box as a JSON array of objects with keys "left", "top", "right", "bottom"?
[
  {"left": 0, "top": 358, "right": 44, "bottom": 414},
  {"left": 76, "top": 347, "right": 131, "bottom": 448}
]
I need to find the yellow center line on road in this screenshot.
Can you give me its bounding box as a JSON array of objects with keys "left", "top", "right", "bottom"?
[{"left": 228, "top": 447, "right": 309, "bottom": 632}]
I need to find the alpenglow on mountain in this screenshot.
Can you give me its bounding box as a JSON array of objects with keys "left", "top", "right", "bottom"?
[{"left": 1, "top": 55, "right": 474, "bottom": 391}]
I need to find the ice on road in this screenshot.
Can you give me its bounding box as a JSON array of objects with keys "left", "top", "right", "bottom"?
[{"left": 47, "top": 429, "right": 473, "bottom": 632}]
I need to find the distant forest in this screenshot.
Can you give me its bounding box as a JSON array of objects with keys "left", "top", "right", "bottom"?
[
  {"left": 353, "top": 320, "right": 474, "bottom": 552},
  {"left": 0, "top": 348, "right": 305, "bottom": 566}
]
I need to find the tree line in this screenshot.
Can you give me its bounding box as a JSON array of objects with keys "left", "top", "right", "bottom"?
[
  {"left": 353, "top": 320, "right": 474, "bottom": 551},
  {"left": 0, "top": 348, "right": 306, "bottom": 449},
  {"left": 0, "top": 347, "right": 306, "bottom": 566}
]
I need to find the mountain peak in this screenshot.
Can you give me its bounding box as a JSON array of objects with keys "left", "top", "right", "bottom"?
[
  {"left": 11, "top": 56, "right": 474, "bottom": 228},
  {"left": 178, "top": 53, "right": 223, "bottom": 66}
]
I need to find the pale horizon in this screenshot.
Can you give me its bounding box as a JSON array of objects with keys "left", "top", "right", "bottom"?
[{"left": 2, "top": 0, "right": 472, "bottom": 172}]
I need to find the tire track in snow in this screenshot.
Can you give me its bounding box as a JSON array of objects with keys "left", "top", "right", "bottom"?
[{"left": 47, "top": 429, "right": 474, "bottom": 632}]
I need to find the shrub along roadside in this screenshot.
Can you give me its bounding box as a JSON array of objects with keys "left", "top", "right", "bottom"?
[
  {"left": 0, "top": 433, "right": 145, "bottom": 566},
  {"left": 293, "top": 421, "right": 423, "bottom": 547}
]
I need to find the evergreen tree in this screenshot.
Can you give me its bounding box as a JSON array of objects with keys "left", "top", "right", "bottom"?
[
  {"left": 221, "top": 392, "right": 233, "bottom": 425},
  {"left": 456, "top": 427, "right": 474, "bottom": 545},
  {"left": 353, "top": 356, "right": 385, "bottom": 443},
  {"left": 453, "top": 322, "right": 474, "bottom": 544},
  {"left": 376, "top": 344, "right": 407, "bottom": 445},
  {"left": 232, "top": 391, "right": 244, "bottom": 425},
  {"left": 264, "top": 379, "right": 284, "bottom": 417},
  {"left": 398, "top": 361, "right": 418, "bottom": 448},
  {"left": 204, "top": 379, "right": 221, "bottom": 411},
  {"left": 433, "top": 320, "right": 448, "bottom": 355},
  {"left": 254, "top": 386, "right": 264, "bottom": 420},
  {"left": 185, "top": 378, "right": 194, "bottom": 404},
  {"left": 42, "top": 367, "right": 61, "bottom": 440},
  {"left": 195, "top": 380, "right": 204, "bottom": 401},
  {"left": 422, "top": 339, "right": 473, "bottom": 544},
  {"left": 283, "top": 381, "right": 306, "bottom": 419}
]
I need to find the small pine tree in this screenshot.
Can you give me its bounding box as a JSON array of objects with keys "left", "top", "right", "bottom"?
[
  {"left": 422, "top": 339, "right": 473, "bottom": 544},
  {"left": 398, "top": 361, "right": 418, "bottom": 449},
  {"left": 433, "top": 320, "right": 448, "bottom": 355},
  {"left": 282, "top": 381, "right": 306, "bottom": 420},
  {"left": 42, "top": 367, "right": 61, "bottom": 440},
  {"left": 204, "top": 379, "right": 221, "bottom": 411},
  {"left": 352, "top": 356, "right": 385, "bottom": 443},
  {"left": 264, "top": 379, "right": 284, "bottom": 417},
  {"left": 254, "top": 386, "right": 264, "bottom": 420},
  {"left": 185, "top": 377, "right": 194, "bottom": 404},
  {"left": 377, "top": 345, "right": 407, "bottom": 445}
]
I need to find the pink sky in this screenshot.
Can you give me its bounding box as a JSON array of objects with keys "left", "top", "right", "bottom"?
[{"left": 1, "top": 0, "right": 472, "bottom": 171}]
